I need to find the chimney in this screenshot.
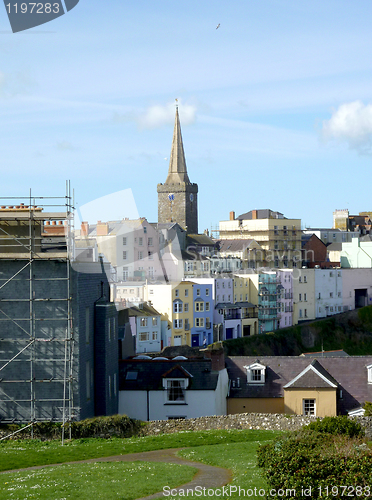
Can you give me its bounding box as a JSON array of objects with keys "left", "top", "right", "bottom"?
[
  {"left": 229, "top": 211, "right": 235, "bottom": 221},
  {"left": 204, "top": 345, "right": 225, "bottom": 371},
  {"left": 252, "top": 210, "right": 258, "bottom": 220},
  {"left": 97, "top": 221, "right": 109, "bottom": 236},
  {"left": 81, "top": 221, "right": 89, "bottom": 237}
]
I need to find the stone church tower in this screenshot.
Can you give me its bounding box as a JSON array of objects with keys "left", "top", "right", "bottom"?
[{"left": 157, "top": 106, "right": 198, "bottom": 234}]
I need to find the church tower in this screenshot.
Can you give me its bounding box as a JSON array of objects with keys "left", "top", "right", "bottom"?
[{"left": 157, "top": 105, "right": 198, "bottom": 234}]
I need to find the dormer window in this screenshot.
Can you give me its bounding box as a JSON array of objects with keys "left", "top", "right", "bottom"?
[
  {"left": 163, "top": 378, "right": 189, "bottom": 403},
  {"left": 245, "top": 362, "right": 266, "bottom": 384}
]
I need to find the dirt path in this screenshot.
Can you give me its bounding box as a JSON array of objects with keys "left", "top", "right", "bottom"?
[{"left": 1, "top": 447, "right": 233, "bottom": 500}]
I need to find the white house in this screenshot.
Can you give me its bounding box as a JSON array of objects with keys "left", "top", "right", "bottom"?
[{"left": 118, "top": 350, "right": 228, "bottom": 420}]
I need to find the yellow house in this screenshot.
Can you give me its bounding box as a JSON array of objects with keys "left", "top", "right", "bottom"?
[
  {"left": 226, "top": 356, "right": 372, "bottom": 417},
  {"left": 145, "top": 281, "right": 194, "bottom": 346}
]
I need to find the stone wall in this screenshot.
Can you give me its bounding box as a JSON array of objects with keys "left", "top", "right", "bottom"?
[{"left": 140, "top": 413, "right": 372, "bottom": 438}]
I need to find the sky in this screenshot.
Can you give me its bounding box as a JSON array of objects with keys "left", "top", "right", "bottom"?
[{"left": 1, "top": 0, "right": 372, "bottom": 232}]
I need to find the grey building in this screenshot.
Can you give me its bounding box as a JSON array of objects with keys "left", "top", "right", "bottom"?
[
  {"left": 157, "top": 106, "right": 198, "bottom": 235},
  {"left": 0, "top": 193, "right": 118, "bottom": 424}
]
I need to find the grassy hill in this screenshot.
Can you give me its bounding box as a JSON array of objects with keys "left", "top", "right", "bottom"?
[{"left": 223, "top": 305, "right": 372, "bottom": 356}]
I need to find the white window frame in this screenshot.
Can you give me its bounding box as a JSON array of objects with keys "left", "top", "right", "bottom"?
[
  {"left": 245, "top": 362, "right": 266, "bottom": 384},
  {"left": 367, "top": 364, "right": 372, "bottom": 384},
  {"left": 195, "top": 317, "right": 204, "bottom": 327},
  {"left": 163, "top": 378, "right": 188, "bottom": 404},
  {"left": 174, "top": 319, "right": 183, "bottom": 329},
  {"left": 303, "top": 399, "right": 316, "bottom": 416},
  {"left": 173, "top": 300, "right": 183, "bottom": 313}
]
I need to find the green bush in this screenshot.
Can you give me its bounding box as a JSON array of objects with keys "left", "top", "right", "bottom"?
[
  {"left": 364, "top": 401, "right": 372, "bottom": 416},
  {"left": 257, "top": 428, "right": 372, "bottom": 499},
  {"left": 69, "top": 414, "right": 144, "bottom": 439},
  {"left": 305, "top": 415, "right": 364, "bottom": 438}
]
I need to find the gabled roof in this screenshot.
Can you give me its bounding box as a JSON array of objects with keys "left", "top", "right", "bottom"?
[
  {"left": 226, "top": 356, "right": 372, "bottom": 414},
  {"left": 119, "top": 359, "right": 219, "bottom": 391},
  {"left": 162, "top": 364, "right": 193, "bottom": 379},
  {"left": 283, "top": 360, "right": 338, "bottom": 389}
]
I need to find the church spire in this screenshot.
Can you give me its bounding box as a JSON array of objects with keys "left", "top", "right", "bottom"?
[{"left": 165, "top": 105, "right": 191, "bottom": 184}]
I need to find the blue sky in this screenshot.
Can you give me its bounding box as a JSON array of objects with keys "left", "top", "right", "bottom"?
[{"left": 1, "top": 0, "right": 372, "bottom": 232}]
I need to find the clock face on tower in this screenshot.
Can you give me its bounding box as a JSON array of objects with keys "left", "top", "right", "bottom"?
[{"left": 168, "top": 193, "right": 175, "bottom": 201}]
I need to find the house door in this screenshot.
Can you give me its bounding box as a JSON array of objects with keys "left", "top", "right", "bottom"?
[
  {"left": 243, "top": 325, "right": 251, "bottom": 337},
  {"left": 225, "top": 328, "right": 233, "bottom": 339},
  {"left": 192, "top": 334, "right": 200, "bottom": 347}
]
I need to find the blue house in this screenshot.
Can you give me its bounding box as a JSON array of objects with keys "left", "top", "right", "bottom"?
[{"left": 191, "top": 283, "right": 213, "bottom": 346}]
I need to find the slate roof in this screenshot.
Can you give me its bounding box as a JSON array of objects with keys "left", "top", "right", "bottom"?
[
  {"left": 216, "top": 239, "right": 257, "bottom": 252},
  {"left": 187, "top": 234, "right": 216, "bottom": 246},
  {"left": 226, "top": 356, "right": 372, "bottom": 414},
  {"left": 119, "top": 359, "right": 219, "bottom": 391},
  {"left": 300, "top": 350, "right": 349, "bottom": 357}
]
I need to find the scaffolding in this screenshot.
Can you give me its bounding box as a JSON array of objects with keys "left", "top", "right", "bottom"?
[{"left": 0, "top": 182, "right": 75, "bottom": 438}]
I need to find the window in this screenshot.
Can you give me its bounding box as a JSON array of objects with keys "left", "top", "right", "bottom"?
[
  {"left": 185, "top": 289, "right": 188, "bottom": 297},
  {"left": 122, "top": 237, "right": 127, "bottom": 245},
  {"left": 338, "top": 292, "right": 341, "bottom": 297},
  {"left": 304, "top": 309, "right": 307, "bottom": 317},
  {"left": 138, "top": 251, "right": 143, "bottom": 260},
  {"left": 303, "top": 399, "right": 316, "bottom": 416},
  {"left": 123, "top": 251, "right": 127, "bottom": 260},
  {"left": 299, "top": 293, "right": 302, "bottom": 301},
  {"left": 184, "top": 303, "right": 189, "bottom": 312},
  {"left": 206, "top": 302, "right": 210, "bottom": 311},
  {"left": 206, "top": 288, "right": 210, "bottom": 296},
  {"left": 140, "top": 318, "right": 148, "bottom": 327},
  {"left": 122, "top": 267, "right": 128, "bottom": 281},
  {"left": 299, "top": 276, "right": 302, "bottom": 283},
  {"left": 330, "top": 292, "right": 333, "bottom": 298},
  {"left": 174, "top": 300, "right": 183, "bottom": 313},
  {"left": 195, "top": 317, "right": 204, "bottom": 327},
  {"left": 304, "top": 276, "right": 307, "bottom": 283},
  {"left": 299, "top": 309, "right": 302, "bottom": 318},
  {"left": 175, "top": 289, "right": 179, "bottom": 297},
  {"left": 174, "top": 319, "right": 183, "bottom": 329},
  {"left": 195, "top": 302, "right": 204, "bottom": 312},
  {"left": 148, "top": 251, "right": 153, "bottom": 260},
  {"left": 196, "top": 288, "right": 201, "bottom": 296},
  {"left": 304, "top": 293, "right": 307, "bottom": 301},
  {"left": 143, "top": 226, "right": 147, "bottom": 233},
  {"left": 152, "top": 317, "right": 158, "bottom": 326},
  {"left": 139, "top": 332, "right": 149, "bottom": 341},
  {"left": 245, "top": 363, "right": 266, "bottom": 384},
  {"left": 185, "top": 319, "right": 190, "bottom": 330},
  {"left": 139, "top": 237, "right": 143, "bottom": 246},
  {"left": 165, "top": 379, "right": 187, "bottom": 403},
  {"left": 148, "top": 237, "right": 153, "bottom": 246},
  {"left": 206, "top": 317, "right": 211, "bottom": 328},
  {"left": 152, "top": 332, "right": 158, "bottom": 340}
]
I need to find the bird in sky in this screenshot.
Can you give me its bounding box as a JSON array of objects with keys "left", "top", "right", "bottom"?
[{"left": 216, "top": 23, "right": 220, "bottom": 29}]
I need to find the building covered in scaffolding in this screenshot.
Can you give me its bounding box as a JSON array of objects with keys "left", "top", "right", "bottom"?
[{"left": 0, "top": 185, "right": 118, "bottom": 425}]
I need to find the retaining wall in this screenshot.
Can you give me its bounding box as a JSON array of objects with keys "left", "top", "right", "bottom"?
[{"left": 140, "top": 413, "right": 372, "bottom": 438}]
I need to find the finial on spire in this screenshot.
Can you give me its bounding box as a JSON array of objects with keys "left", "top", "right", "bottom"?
[{"left": 175, "top": 98, "right": 178, "bottom": 109}]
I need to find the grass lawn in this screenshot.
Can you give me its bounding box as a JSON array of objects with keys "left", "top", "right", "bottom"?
[
  {"left": 179, "top": 440, "right": 273, "bottom": 499},
  {"left": 0, "top": 429, "right": 281, "bottom": 472},
  {"left": 0, "top": 461, "right": 197, "bottom": 500},
  {"left": 0, "top": 429, "right": 282, "bottom": 499}
]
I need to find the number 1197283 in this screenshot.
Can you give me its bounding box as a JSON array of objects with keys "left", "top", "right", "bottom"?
[{"left": 5, "top": 3, "right": 60, "bottom": 14}]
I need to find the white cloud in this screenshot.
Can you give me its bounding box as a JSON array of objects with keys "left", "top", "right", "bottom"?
[
  {"left": 138, "top": 101, "right": 197, "bottom": 129},
  {"left": 322, "top": 101, "right": 372, "bottom": 154}
]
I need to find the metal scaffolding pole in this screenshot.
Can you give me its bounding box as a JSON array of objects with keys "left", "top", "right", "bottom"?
[{"left": 0, "top": 183, "right": 75, "bottom": 436}]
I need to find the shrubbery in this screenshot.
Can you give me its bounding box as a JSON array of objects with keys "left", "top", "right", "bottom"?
[
  {"left": 257, "top": 418, "right": 372, "bottom": 499},
  {"left": 364, "top": 401, "right": 372, "bottom": 417},
  {"left": 0, "top": 414, "right": 145, "bottom": 440},
  {"left": 305, "top": 415, "right": 364, "bottom": 438}
]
